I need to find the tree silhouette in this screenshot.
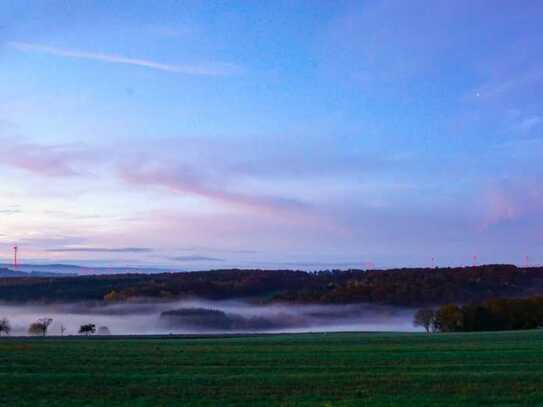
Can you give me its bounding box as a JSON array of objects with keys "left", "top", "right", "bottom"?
[
  {"left": 0, "top": 318, "right": 10, "bottom": 336},
  {"left": 79, "top": 324, "right": 96, "bottom": 336},
  {"left": 413, "top": 308, "right": 435, "bottom": 333}
]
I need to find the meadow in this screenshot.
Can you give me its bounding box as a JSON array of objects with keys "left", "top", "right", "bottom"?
[{"left": 1, "top": 330, "right": 542, "bottom": 406}]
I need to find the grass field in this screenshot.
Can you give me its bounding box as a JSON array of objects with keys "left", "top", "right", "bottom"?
[{"left": 1, "top": 330, "right": 543, "bottom": 406}]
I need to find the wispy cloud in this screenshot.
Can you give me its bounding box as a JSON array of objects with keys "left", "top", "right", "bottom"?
[
  {"left": 477, "top": 179, "right": 543, "bottom": 230},
  {"left": 475, "top": 71, "right": 543, "bottom": 100},
  {"left": 169, "top": 255, "right": 223, "bottom": 262},
  {"left": 177, "top": 247, "right": 258, "bottom": 254},
  {"left": 8, "top": 41, "right": 242, "bottom": 76},
  {"left": 0, "top": 137, "right": 92, "bottom": 177},
  {"left": 516, "top": 116, "right": 542, "bottom": 132},
  {"left": 118, "top": 162, "right": 307, "bottom": 213},
  {"left": 46, "top": 247, "right": 153, "bottom": 253},
  {"left": 0, "top": 136, "right": 308, "bottom": 214},
  {"left": 147, "top": 24, "right": 197, "bottom": 38},
  {"left": 0, "top": 209, "right": 21, "bottom": 215}
]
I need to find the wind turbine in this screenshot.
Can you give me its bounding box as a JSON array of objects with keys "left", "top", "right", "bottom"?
[{"left": 13, "top": 245, "right": 18, "bottom": 270}]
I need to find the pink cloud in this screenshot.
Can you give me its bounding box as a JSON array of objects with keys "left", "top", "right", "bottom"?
[
  {"left": 118, "top": 162, "right": 307, "bottom": 214},
  {"left": 0, "top": 137, "right": 91, "bottom": 177},
  {"left": 479, "top": 181, "right": 543, "bottom": 229},
  {"left": 482, "top": 187, "right": 519, "bottom": 228}
]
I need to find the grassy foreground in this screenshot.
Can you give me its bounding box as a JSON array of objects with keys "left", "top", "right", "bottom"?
[{"left": 1, "top": 331, "right": 543, "bottom": 406}]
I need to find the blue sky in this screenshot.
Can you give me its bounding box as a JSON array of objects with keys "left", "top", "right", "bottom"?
[{"left": 1, "top": 1, "right": 542, "bottom": 269}]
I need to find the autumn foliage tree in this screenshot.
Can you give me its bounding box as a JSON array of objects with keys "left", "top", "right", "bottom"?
[
  {"left": 28, "top": 318, "right": 53, "bottom": 336},
  {"left": 434, "top": 304, "right": 464, "bottom": 332},
  {"left": 424, "top": 297, "right": 543, "bottom": 333}
]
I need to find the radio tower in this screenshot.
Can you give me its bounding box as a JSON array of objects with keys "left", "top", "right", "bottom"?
[
  {"left": 472, "top": 255, "right": 478, "bottom": 268},
  {"left": 13, "top": 245, "right": 18, "bottom": 270}
]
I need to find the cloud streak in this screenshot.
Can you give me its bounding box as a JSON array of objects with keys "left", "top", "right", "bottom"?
[
  {"left": 0, "top": 137, "right": 92, "bottom": 177},
  {"left": 118, "top": 162, "right": 308, "bottom": 213},
  {"left": 0, "top": 136, "right": 309, "bottom": 215},
  {"left": 8, "top": 42, "right": 242, "bottom": 76},
  {"left": 46, "top": 247, "right": 153, "bottom": 253},
  {"left": 169, "top": 256, "right": 223, "bottom": 262}
]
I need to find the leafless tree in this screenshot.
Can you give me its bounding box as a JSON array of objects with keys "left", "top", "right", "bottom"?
[{"left": 0, "top": 318, "right": 10, "bottom": 336}]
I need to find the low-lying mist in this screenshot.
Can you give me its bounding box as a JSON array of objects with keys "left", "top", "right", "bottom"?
[{"left": 0, "top": 300, "right": 418, "bottom": 336}]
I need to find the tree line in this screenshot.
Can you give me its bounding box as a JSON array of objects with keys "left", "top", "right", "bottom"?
[
  {"left": 1, "top": 265, "right": 543, "bottom": 307},
  {"left": 414, "top": 296, "right": 543, "bottom": 332},
  {"left": 0, "top": 317, "right": 109, "bottom": 336}
]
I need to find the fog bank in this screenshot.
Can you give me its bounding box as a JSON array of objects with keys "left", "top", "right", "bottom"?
[{"left": 0, "top": 300, "right": 418, "bottom": 336}]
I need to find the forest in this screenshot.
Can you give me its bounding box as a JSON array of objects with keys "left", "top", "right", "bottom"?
[{"left": 0, "top": 264, "right": 542, "bottom": 306}]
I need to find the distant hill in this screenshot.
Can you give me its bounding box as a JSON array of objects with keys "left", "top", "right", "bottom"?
[
  {"left": 0, "top": 268, "right": 27, "bottom": 277},
  {"left": 1, "top": 265, "right": 543, "bottom": 306},
  {"left": 0, "top": 267, "right": 77, "bottom": 278},
  {"left": 0, "top": 263, "right": 179, "bottom": 276}
]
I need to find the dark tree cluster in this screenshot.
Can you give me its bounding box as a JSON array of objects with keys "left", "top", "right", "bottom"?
[
  {"left": 79, "top": 324, "right": 96, "bottom": 335},
  {"left": 415, "top": 296, "right": 543, "bottom": 332},
  {"left": 160, "top": 307, "right": 295, "bottom": 331}
]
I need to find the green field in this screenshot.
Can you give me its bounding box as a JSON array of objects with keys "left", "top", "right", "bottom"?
[{"left": 1, "top": 331, "right": 543, "bottom": 406}]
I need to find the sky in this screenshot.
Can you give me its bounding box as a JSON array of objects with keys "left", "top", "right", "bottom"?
[{"left": 1, "top": 0, "right": 543, "bottom": 270}]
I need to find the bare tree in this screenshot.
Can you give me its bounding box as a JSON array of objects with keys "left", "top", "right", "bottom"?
[
  {"left": 0, "top": 318, "right": 11, "bottom": 336},
  {"left": 38, "top": 318, "right": 53, "bottom": 335},
  {"left": 413, "top": 308, "right": 435, "bottom": 333},
  {"left": 60, "top": 324, "right": 66, "bottom": 336},
  {"left": 28, "top": 318, "right": 53, "bottom": 336},
  {"left": 79, "top": 324, "right": 96, "bottom": 336}
]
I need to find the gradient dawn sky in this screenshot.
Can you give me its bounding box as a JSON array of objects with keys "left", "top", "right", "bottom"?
[{"left": 1, "top": 1, "right": 542, "bottom": 270}]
